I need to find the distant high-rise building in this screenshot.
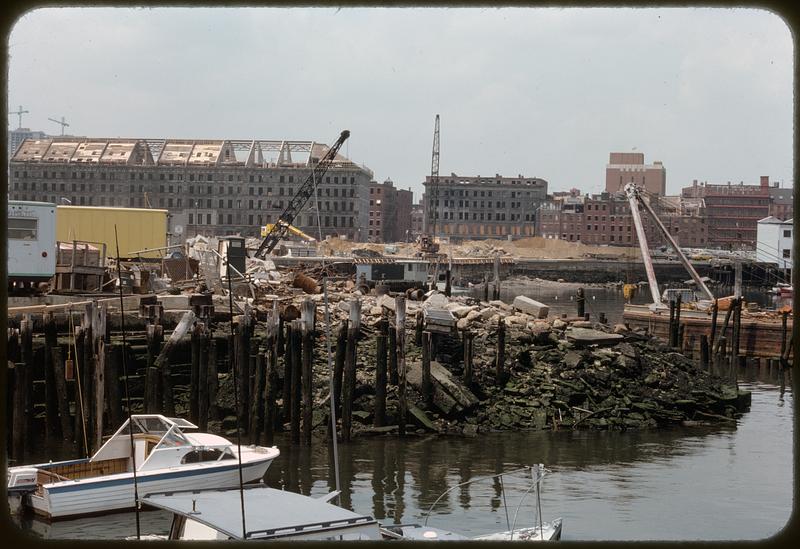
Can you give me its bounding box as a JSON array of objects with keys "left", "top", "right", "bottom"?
[
  {"left": 605, "top": 152, "right": 666, "bottom": 196},
  {"left": 8, "top": 127, "right": 47, "bottom": 162}
]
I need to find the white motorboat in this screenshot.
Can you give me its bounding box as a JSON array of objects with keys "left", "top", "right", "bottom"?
[
  {"left": 6, "top": 414, "right": 279, "bottom": 520},
  {"left": 140, "top": 464, "right": 562, "bottom": 542},
  {"left": 143, "top": 484, "right": 562, "bottom": 541}
]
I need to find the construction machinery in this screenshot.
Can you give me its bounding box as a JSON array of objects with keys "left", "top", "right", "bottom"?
[
  {"left": 261, "top": 222, "right": 316, "bottom": 243},
  {"left": 420, "top": 114, "right": 441, "bottom": 256},
  {"left": 624, "top": 182, "right": 714, "bottom": 308},
  {"left": 254, "top": 130, "right": 350, "bottom": 259}
]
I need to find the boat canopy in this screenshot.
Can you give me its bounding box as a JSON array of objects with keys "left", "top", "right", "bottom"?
[
  {"left": 144, "top": 485, "right": 381, "bottom": 540},
  {"left": 91, "top": 415, "right": 198, "bottom": 462}
]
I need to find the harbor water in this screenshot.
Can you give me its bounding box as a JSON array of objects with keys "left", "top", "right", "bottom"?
[{"left": 11, "top": 283, "right": 794, "bottom": 541}]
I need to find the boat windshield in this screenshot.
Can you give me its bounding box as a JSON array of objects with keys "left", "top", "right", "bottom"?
[{"left": 153, "top": 425, "right": 192, "bottom": 450}]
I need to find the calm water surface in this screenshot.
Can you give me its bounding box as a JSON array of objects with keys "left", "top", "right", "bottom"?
[{"left": 13, "top": 284, "right": 793, "bottom": 541}]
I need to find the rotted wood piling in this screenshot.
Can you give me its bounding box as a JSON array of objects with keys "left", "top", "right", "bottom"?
[
  {"left": 374, "top": 318, "right": 388, "bottom": 428},
  {"left": 301, "top": 299, "right": 316, "bottom": 446},
  {"left": 395, "top": 295, "right": 407, "bottom": 437}
]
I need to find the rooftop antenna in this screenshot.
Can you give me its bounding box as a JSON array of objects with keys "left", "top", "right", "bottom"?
[
  {"left": 47, "top": 116, "right": 70, "bottom": 135},
  {"left": 9, "top": 105, "right": 29, "bottom": 129}
]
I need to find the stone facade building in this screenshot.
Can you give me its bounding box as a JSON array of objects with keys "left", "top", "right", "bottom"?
[
  {"left": 605, "top": 152, "right": 666, "bottom": 196},
  {"left": 9, "top": 136, "right": 373, "bottom": 242},
  {"left": 422, "top": 173, "right": 548, "bottom": 241}
]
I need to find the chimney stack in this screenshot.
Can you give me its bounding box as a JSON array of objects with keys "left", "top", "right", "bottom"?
[{"left": 760, "top": 175, "right": 769, "bottom": 188}]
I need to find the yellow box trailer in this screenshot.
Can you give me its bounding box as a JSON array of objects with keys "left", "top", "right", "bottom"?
[{"left": 56, "top": 206, "right": 168, "bottom": 258}]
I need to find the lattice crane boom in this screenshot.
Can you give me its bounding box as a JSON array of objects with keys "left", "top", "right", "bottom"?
[{"left": 254, "top": 130, "right": 350, "bottom": 258}]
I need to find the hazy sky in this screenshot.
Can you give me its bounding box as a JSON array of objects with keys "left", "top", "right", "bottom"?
[{"left": 6, "top": 6, "right": 794, "bottom": 199}]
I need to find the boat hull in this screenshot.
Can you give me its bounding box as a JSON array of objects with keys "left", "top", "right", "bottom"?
[{"left": 29, "top": 458, "right": 273, "bottom": 520}]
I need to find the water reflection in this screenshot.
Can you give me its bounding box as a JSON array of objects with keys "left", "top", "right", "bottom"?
[{"left": 13, "top": 370, "right": 791, "bottom": 540}]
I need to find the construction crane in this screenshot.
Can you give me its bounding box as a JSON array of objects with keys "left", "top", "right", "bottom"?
[
  {"left": 48, "top": 116, "right": 69, "bottom": 135},
  {"left": 624, "top": 182, "right": 714, "bottom": 307},
  {"left": 419, "top": 114, "right": 440, "bottom": 256},
  {"left": 9, "top": 105, "right": 29, "bottom": 129},
  {"left": 254, "top": 130, "right": 350, "bottom": 259}
]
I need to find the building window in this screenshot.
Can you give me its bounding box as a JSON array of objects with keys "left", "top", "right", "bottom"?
[
  {"left": 783, "top": 249, "right": 791, "bottom": 258},
  {"left": 784, "top": 230, "right": 792, "bottom": 238}
]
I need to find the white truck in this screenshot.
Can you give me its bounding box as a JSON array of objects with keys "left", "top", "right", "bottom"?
[{"left": 7, "top": 200, "right": 56, "bottom": 289}]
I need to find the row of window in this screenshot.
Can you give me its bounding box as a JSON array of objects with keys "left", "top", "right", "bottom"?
[
  {"left": 431, "top": 188, "right": 542, "bottom": 198},
  {"left": 13, "top": 169, "right": 359, "bottom": 186}
]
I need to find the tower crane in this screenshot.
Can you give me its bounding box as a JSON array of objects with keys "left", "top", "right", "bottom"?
[
  {"left": 9, "top": 105, "right": 29, "bottom": 129},
  {"left": 48, "top": 116, "right": 69, "bottom": 135},
  {"left": 254, "top": 130, "right": 350, "bottom": 259}
]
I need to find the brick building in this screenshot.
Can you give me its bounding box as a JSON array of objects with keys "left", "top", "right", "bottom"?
[
  {"left": 423, "top": 173, "right": 548, "bottom": 241},
  {"left": 681, "top": 178, "right": 771, "bottom": 249},
  {"left": 768, "top": 180, "right": 793, "bottom": 221},
  {"left": 9, "top": 136, "right": 372, "bottom": 242},
  {"left": 538, "top": 191, "right": 708, "bottom": 248},
  {"left": 605, "top": 152, "right": 666, "bottom": 196},
  {"left": 366, "top": 179, "right": 414, "bottom": 243},
  {"left": 410, "top": 201, "right": 425, "bottom": 240}
]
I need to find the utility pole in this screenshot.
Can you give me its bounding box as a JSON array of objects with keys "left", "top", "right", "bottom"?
[{"left": 9, "top": 105, "right": 29, "bottom": 129}]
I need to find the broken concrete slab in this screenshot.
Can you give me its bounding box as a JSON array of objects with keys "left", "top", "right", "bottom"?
[
  {"left": 512, "top": 296, "right": 549, "bottom": 319},
  {"left": 565, "top": 327, "right": 624, "bottom": 346}
]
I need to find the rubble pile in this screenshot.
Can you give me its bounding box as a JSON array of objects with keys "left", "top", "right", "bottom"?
[{"left": 207, "top": 290, "right": 751, "bottom": 438}]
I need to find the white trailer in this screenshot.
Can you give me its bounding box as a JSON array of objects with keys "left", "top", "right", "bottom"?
[{"left": 7, "top": 200, "right": 57, "bottom": 287}]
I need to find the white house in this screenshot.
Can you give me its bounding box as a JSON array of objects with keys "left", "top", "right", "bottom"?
[{"left": 756, "top": 216, "right": 793, "bottom": 269}]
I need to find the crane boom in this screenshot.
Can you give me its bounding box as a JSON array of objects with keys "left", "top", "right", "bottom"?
[
  {"left": 254, "top": 130, "right": 350, "bottom": 258},
  {"left": 624, "top": 183, "right": 715, "bottom": 305}
]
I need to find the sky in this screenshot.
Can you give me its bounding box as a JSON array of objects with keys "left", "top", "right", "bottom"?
[{"left": 5, "top": 6, "right": 794, "bottom": 199}]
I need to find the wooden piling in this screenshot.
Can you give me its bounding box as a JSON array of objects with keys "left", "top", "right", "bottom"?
[
  {"left": 576, "top": 288, "right": 585, "bottom": 318},
  {"left": 282, "top": 321, "right": 294, "bottom": 423},
  {"left": 333, "top": 320, "right": 348, "bottom": 417},
  {"left": 495, "top": 317, "right": 507, "bottom": 386},
  {"left": 388, "top": 323, "right": 398, "bottom": 386},
  {"left": 238, "top": 307, "right": 253, "bottom": 435},
  {"left": 43, "top": 312, "right": 59, "bottom": 439},
  {"left": 51, "top": 345, "right": 74, "bottom": 441},
  {"left": 463, "top": 330, "right": 474, "bottom": 386},
  {"left": 395, "top": 296, "right": 407, "bottom": 437},
  {"left": 290, "top": 320, "right": 303, "bottom": 445},
  {"left": 414, "top": 310, "right": 424, "bottom": 347},
  {"left": 709, "top": 300, "right": 719, "bottom": 352},
  {"left": 197, "top": 326, "right": 209, "bottom": 431},
  {"left": 483, "top": 276, "right": 489, "bottom": 302},
  {"left": 492, "top": 256, "right": 501, "bottom": 300},
  {"left": 674, "top": 294, "right": 682, "bottom": 349},
  {"left": 263, "top": 351, "right": 278, "bottom": 446},
  {"left": 712, "top": 302, "right": 734, "bottom": 360},
  {"left": 700, "top": 334, "right": 710, "bottom": 371},
  {"left": 445, "top": 269, "right": 452, "bottom": 297},
  {"left": 12, "top": 328, "right": 26, "bottom": 461},
  {"left": 301, "top": 299, "right": 316, "bottom": 446},
  {"left": 730, "top": 297, "right": 742, "bottom": 384},
  {"left": 668, "top": 299, "right": 676, "bottom": 348},
  {"left": 780, "top": 311, "right": 788, "bottom": 358},
  {"left": 144, "top": 323, "right": 163, "bottom": 414},
  {"left": 207, "top": 338, "right": 219, "bottom": 421},
  {"left": 21, "top": 316, "right": 35, "bottom": 457},
  {"left": 80, "top": 306, "right": 94, "bottom": 449},
  {"left": 250, "top": 350, "right": 265, "bottom": 445},
  {"left": 421, "top": 331, "right": 433, "bottom": 407},
  {"left": 374, "top": 319, "right": 388, "bottom": 428},
  {"left": 73, "top": 325, "right": 86, "bottom": 448},
  {"left": 341, "top": 300, "right": 361, "bottom": 443},
  {"left": 190, "top": 322, "right": 202, "bottom": 425}
]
